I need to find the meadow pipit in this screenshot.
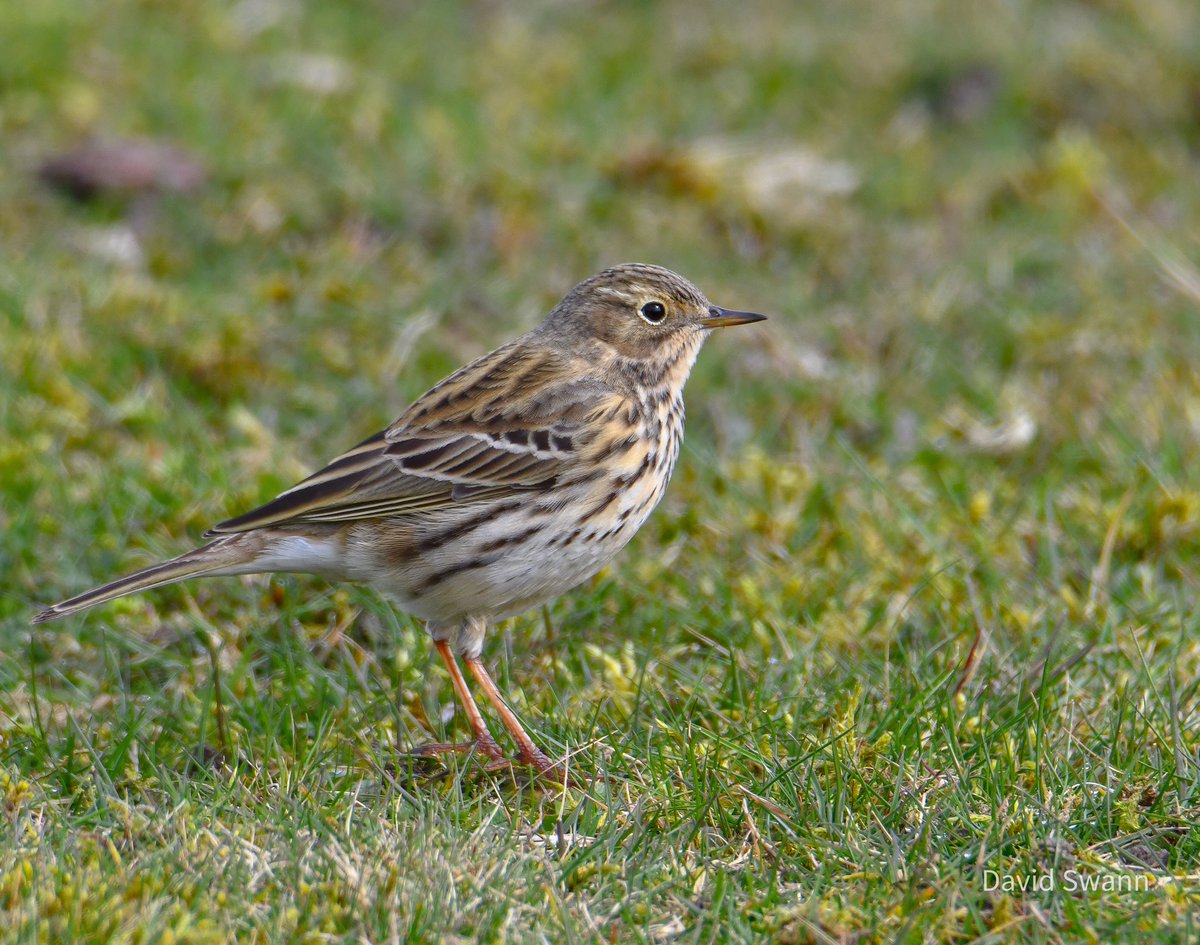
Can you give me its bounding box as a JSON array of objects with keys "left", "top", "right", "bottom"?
[{"left": 35, "top": 264, "right": 766, "bottom": 782}]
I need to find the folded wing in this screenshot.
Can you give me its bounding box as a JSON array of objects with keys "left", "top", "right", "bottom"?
[{"left": 206, "top": 343, "right": 615, "bottom": 536}]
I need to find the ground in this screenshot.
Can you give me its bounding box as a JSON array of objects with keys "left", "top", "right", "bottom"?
[{"left": 2, "top": 1, "right": 1200, "bottom": 942}]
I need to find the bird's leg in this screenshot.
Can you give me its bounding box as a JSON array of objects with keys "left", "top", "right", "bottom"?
[
  {"left": 463, "top": 655, "right": 575, "bottom": 785},
  {"left": 413, "top": 640, "right": 506, "bottom": 763}
]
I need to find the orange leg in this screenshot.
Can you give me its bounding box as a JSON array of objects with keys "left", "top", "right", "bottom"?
[
  {"left": 463, "top": 656, "right": 574, "bottom": 785},
  {"left": 413, "top": 641, "right": 506, "bottom": 764}
]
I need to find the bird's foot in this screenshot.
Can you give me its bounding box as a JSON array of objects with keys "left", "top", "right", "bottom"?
[
  {"left": 509, "top": 745, "right": 584, "bottom": 789},
  {"left": 412, "top": 732, "right": 508, "bottom": 765},
  {"left": 413, "top": 739, "right": 581, "bottom": 787}
]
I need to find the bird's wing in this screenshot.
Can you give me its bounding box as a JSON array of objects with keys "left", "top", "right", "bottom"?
[{"left": 206, "top": 343, "right": 619, "bottom": 535}]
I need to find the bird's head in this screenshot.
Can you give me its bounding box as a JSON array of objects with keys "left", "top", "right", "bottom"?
[{"left": 541, "top": 263, "right": 766, "bottom": 364}]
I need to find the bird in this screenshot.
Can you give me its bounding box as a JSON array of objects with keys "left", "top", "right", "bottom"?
[{"left": 34, "top": 263, "right": 767, "bottom": 783}]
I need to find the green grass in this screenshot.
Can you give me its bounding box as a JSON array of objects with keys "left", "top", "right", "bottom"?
[{"left": 4, "top": 0, "right": 1200, "bottom": 941}]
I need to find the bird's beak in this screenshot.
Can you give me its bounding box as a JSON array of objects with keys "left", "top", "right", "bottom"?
[{"left": 700, "top": 307, "right": 768, "bottom": 329}]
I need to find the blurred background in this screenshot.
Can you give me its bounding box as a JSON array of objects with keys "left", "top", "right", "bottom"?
[{"left": 3, "top": 0, "right": 1200, "bottom": 938}]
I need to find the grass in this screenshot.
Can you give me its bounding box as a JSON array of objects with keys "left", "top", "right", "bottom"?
[{"left": 3, "top": 0, "right": 1200, "bottom": 941}]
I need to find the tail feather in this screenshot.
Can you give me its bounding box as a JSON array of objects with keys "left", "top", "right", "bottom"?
[{"left": 33, "top": 537, "right": 257, "bottom": 624}]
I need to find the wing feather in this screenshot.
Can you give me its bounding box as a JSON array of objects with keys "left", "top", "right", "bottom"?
[{"left": 205, "top": 344, "right": 621, "bottom": 536}]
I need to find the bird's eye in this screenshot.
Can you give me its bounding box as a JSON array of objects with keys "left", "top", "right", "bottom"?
[{"left": 639, "top": 301, "right": 667, "bottom": 324}]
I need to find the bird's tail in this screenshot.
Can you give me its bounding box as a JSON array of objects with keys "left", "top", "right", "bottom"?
[{"left": 33, "top": 536, "right": 258, "bottom": 624}]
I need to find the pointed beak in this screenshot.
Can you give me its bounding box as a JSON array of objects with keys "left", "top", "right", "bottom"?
[{"left": 700, "top": 306, "right": 768, "bottom": 329}]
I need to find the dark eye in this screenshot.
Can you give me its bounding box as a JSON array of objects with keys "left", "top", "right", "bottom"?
[{"left": 639, "top": 301, "right": 667, "bottom": 324}]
